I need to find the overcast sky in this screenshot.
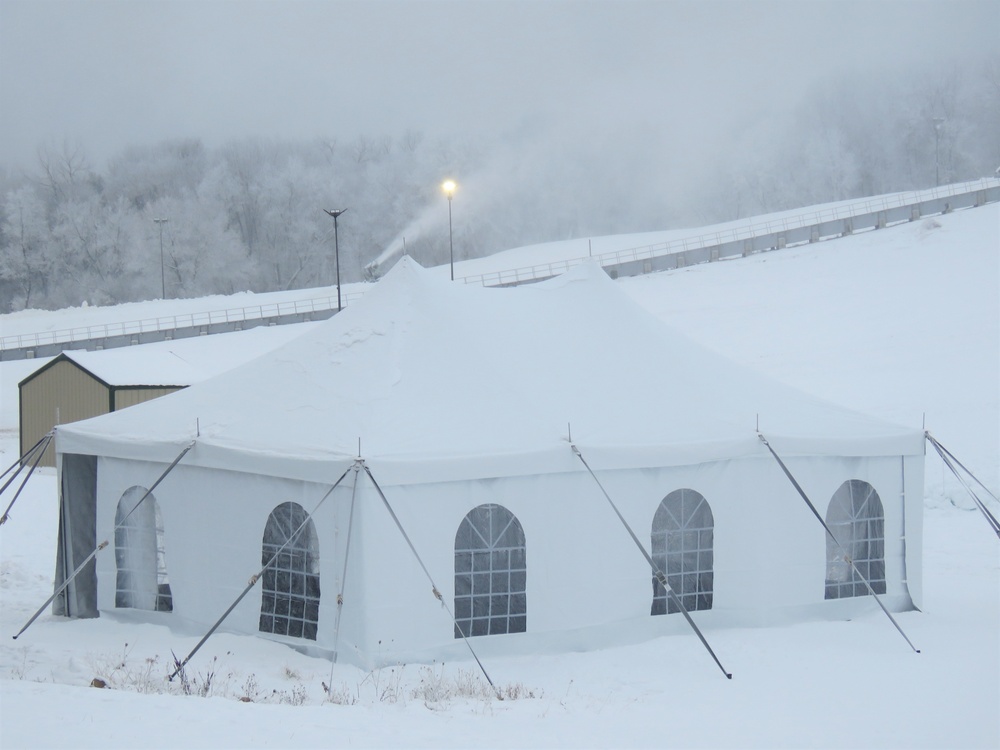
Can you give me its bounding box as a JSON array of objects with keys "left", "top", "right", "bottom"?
[{"left": 0, "top": 0, "right": 996, "bottom": 172}]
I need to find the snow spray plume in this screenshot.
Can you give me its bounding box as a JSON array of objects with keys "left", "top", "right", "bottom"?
[{"left": 365, "top": 206, "right": 444, "bottom": 280}]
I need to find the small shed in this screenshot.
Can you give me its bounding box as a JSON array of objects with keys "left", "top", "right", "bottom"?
[
  {"left": 19, "top": 351, "right": 190, "bottom": 467},
  {"left": 19, "top": 324, "right": 317, "bottom": 467}
]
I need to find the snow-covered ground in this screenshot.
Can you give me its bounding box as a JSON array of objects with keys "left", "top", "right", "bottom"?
[{"left": 0, "top": 200, "right": 997, "bottom": 749}]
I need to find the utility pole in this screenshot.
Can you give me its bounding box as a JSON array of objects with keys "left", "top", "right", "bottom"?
[{"left": 153, "top": 218, "right": 168, "bottom": 298}]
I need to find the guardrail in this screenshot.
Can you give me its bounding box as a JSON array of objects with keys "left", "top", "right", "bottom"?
[
  {"left": 458, "top": 178, "right": 1000, "bottom": 287},
  {"left": 3, "top": 178, "right": 998, "bottom": 359},
  {"left": 1, "top": 289, "right": 367, "bottom": 354}
]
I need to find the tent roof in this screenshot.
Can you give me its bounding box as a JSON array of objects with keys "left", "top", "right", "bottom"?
[{"left": 56, "top": 258, "right": 923, "bottom": 485}]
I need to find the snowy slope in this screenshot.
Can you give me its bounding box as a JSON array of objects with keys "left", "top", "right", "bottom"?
[{"left": 0, "top": 201, "right": 997, "bottom": 749}]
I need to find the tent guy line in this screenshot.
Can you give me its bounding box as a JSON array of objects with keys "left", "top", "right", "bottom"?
[
  {"left": 570, "top": 441, "right": 733, "bottom": 680},
  {"left": 0, "top": 431, "right": 53, "bottom": 525},
  {"left": 924, "top": 432, "right": 1000, "bottom": 539},
  {"left": 13, "top": 439, "right": 196, "bottom": 640},
  {"left": 756, "top": 431, "right": 920, "bottom": 653},
  {"left": 326, "top": 462, "right": 362, "bottom": 692},
  {"left": 362, "top": 462, "right": 503, "bottom": 700},
  {"left": 0, "top": 432, "right": 51, "bottom": 484}
]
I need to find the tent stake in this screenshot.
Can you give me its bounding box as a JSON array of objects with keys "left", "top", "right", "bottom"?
[
  {"left": 756, "top": 431, "right": 920, "bottom": 653},
  {"left": 169, "top": 462, "right": 354, "bottom": 681},
  {"left": 14, "top": 440, "right": 196, "bottom": 640},
  {"left": 0, "top": 432, "right": 54, "bottom": 526},
  {"left": 362, "top": 463, "right": 504, "bottom": 700},
  {"left": 925, "top": 431, "right": 1000, "bottom": 539},
  {"left": 570, "top": 443, "right": 733, "bottom": 680}
]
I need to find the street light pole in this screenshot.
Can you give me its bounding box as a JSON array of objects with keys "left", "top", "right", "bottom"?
[
  {"left": 442, "top": 180, "right": 456, "bottom": 281},
  {"left": 323, "top": 208, "right": 348, "bottom": 311},
  {"left": 153, "top": 218, "right": 168, "bottom": 299}
]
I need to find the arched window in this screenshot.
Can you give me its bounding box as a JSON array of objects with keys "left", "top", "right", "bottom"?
[
  {"left": 115, "top": 486, "right": 172, "bottom": 612},
  {"left": 259, "top": 502, "right": 320, "bottom": 640},
  {"left": 454, "top": 503, "right": 526, "bottom": 638},
  {"left": 651, "top": 489, "right": 714, "bottom": 615},
  {"left": 825, "top": 480, "right": 886, "bottom": 599}
]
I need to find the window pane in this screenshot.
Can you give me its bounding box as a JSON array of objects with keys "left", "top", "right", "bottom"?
[
  {"left": 510, "top": 592, "right": 526, "bottom": 615},
  {"left": 259, "top": 502, "right": 320, "bottom": 641},
  {"left": 651, "top": 490, "right": 714, "bottom": 616},
  {"left": 473, "top": 596, "right": 489, "bottom": 618},
  {"left": 824, "top": 481, "right": 886, "bottom": 601},
  {"left": 473, "top": 573, "right": 490, "bottom": 593},
  {"left": 115, "top": 488, "right": 173, "bottom": 613},
  {"left": 510, "top": 571, "right": 526, "bottom": 593},
  {"left": 454, "top": 503, "right": 526, "bottom": 639}
]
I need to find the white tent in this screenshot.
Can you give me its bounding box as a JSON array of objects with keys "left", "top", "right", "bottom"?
[{"left": 53, "top": 258, "right": 924, "bottom": 667}]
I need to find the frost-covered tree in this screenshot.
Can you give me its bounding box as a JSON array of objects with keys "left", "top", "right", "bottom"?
[
  {"left": 0, "top": 185, "right": 52, "bottom": 310},
  {"left": 2, "top": 54, "right": 997, "bottom": 312}
]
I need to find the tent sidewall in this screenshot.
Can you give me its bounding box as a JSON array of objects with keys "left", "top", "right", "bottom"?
[{"left": 87, "top": 451, "right": 918, "bottom": 667}]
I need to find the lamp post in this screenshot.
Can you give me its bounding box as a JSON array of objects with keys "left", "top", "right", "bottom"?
[
  {"left": 442, "top": 180, "right": 456, "bottom": 280},
  {"left": 323, "top": 208, "right": 348, "bottom": 311},
  {"left": 153, "top": 218, "right": 168, "bottom": 298},
  {"left": 933, "top": 117, "right": 945, "bottom": 187}
]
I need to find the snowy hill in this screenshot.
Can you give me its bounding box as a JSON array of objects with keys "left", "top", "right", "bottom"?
[{"left": 0, "top": 201, "right": 997, "bottom": 749}]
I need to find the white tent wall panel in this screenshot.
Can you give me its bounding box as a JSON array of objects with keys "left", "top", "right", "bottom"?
[
  {"left": 339, "top": 454, "right": 920, "bottom": 666},
  {"left": 94, "top": 458, "right": 366, "bottom": 656},
  {"left": 569, "top": 455, "right": 916, "bottom": 622},
  {"left": 87, "top": 450, "right": 919, "bottom": 668}
]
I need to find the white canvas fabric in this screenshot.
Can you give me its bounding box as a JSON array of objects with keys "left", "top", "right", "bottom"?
[{"left": 56, "top": 258, "right": 922, "bottom": 487}]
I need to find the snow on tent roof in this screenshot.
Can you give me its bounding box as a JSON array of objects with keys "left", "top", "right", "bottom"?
[{"left": 56, "top": 257, "right": 923, "bottom": 486}]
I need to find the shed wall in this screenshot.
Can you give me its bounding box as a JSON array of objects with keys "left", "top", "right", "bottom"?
[
  {"left": 113, "top": 387, "right": 183, "bottom": 410},
  {"left": 20, "top": 360, "right": 185, "bottom": 467},
  {"left": 20, "top": 360, "right": 111, "bottom": 467}
]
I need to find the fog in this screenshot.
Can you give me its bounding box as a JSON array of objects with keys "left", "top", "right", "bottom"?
[
  {"left": 2, "top": 0, "right": 994, "bottom": 170},
  {"left": 1, "top": 1, "right": 998, "bottom": 311}
]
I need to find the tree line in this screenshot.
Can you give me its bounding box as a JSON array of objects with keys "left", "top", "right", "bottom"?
[{"left": 1, "top": 59, "right": 997, "bottom": 312}]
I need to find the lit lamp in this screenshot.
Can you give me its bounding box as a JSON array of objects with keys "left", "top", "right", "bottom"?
[{"left": 442, "top": 180, "right": 456, "bottom": 280}]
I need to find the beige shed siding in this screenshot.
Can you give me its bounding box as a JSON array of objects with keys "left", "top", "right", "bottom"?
[
  {"left": 20, "top": 360, "right": 111, "bottom": 467},
  {"left": 113, "top": 387, "right": 183, "bottom": 409}
]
